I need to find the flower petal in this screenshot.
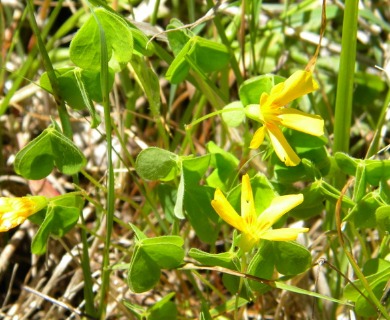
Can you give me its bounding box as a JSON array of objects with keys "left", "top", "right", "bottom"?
[
  {"left": 257, "top": 194, "right": 304, "bottom": 230},
  {"left": 0, "top": 196, "right": 48, "bottom": 232},
  {"left": 268, "top": 70, "right": 319, "bottom": 108},
  {"left": 259, "top": 227, "right": 309, "bottom": 241},
  {"left": 241, "top": 174, "right": 256, "bottom": 223},
  {"left": 278, "top": 108, "right": 324, "bottom": 136},
  {"left": 211, "top": 189, "right": 245, "bottom": 232},
  {"left": 267, "top": 123, "right": 301, "bottom": 166},
  {"left": 249, "top": 126, "right": 266, "bottom": 149}
]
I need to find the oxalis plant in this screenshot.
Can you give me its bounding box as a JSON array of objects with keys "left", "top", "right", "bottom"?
[{"left": 1, "top": 0, "right": 390, "bottom": 319}]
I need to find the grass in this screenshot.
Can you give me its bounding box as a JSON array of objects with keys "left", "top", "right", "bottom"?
[{"left": 1, "top": 0, "right": 390, "bottom": 319}]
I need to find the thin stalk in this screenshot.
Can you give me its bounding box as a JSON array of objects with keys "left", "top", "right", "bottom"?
[
  {"left": 332, "top": 0, "right": 359, "bottom": 186},
  {"left": 93, "top": 10, "right": 115, "bottom": 319},
  {"left": 235, "top": 255, "right": 248, "bottom": 320},
  {"left": 150, "top": 0, "right": 160, "bottom": 26},
  {"left": 25, "top": 1, "right": 96, "bottom": 317},
  {"left": 366, "top": 86, "right": 390, "bottom": 158},
  {"left": 187, "top": 0, "right": 195, "bottom": 22}
]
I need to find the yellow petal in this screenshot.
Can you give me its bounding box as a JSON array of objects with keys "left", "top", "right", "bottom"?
[
  {"left": 249, "top": 126, "right": 266, "bottom": 149},
  {"left": 240, "top": 174, "right": 256, "bottom": 223},
  {"left": 278, "top": 108, "right": 324, "bottom": 136},
  {"left": 267, "top": 123, "right": 301, "bottom": 166},
  {"left": 211, "top": 189, "right": 245, "bottom": 232},
  {"left": 259, "top": 227, "right": 309, "bottom": 241},
  {"left": 268, "top": 70, "right": 319, "bottom": 108},
  {"left": 257, "top": 194, "right": 304, "bottom": 230},
  {"left": 0, "top": 196, "right": 48, "bottom": 232}
]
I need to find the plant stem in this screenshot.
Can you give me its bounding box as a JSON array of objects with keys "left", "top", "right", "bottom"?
[
  {"left": 93, "top": 10, "right": 115, "bottom": 319},
  {"left": 26, "top": 1, "right": 97, "bottom": 317},
  {"left": 150, "top": 0, "right": 160, "bottom": 26},
  {"left": 332, "top": 0, "right": 359, "bottom": 186}
]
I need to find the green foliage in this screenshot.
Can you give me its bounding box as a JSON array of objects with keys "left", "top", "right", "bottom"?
[
  {"left": 239, "top": 74, "right": 285, "bottom": 106},
  {"left": 166, "top": 35, "right": 230, "bottom": 84},
  {"left": 69, "top": 8, "right": 133, "bottom": 71},
  {"left": 335, "top": 152, "right": 390, "bottom": 186},
  {"left": 31, "top": 195, "right": 83, "bottom": 255},
  {"left": 189, "top": 248, "right": 237, "bottom": 270},
  {"left": 343, "top": 258, "right": 390, "bottom": 317},
  {"left": 272, "top": 241, "right": 312, "bottom": 275},
  {"left": 40, "top": 67, "right": 114, "bottom": 111},
  {"left": 272, "top": 131, "right": 330, "bottom": 183},
  {"left": 127, "top": 224, "right": 184, "bottom": 293},
  {"left": 135, "top": 147, "right": 180, "bottom": 181},
  {"left": 14, "top": 126, "right": 86, "bottom": 180},
  {"left": 124, "top": 292, "right": 178, "bottom": 320},
  {"left": 5, "top": 0, "right": 390, "bottom": 318}
]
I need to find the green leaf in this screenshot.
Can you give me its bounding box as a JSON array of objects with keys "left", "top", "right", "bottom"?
[
  {"left": 128, "top": 246, "right": 161, "bottom": 293},
  {"left": 189, "top": 36, "right": 229, "bottom": 73},
  {"left": 345, "top": 191, "right": 384, "bottom": 228},
  {"left": 182, "top": 154, "right": 211, "bottom": 186},
  {"left": 177, "top": 155, "right": 216, "bottom": 231},
  {"left": 141, "top": 235, "right": 184, "bottom": 248},
  {"left": 343, "top": 258, "right": 390, "bottom": 317},
  {"left": 40, "top": 67, "right": 114, "bottom": 110},
  {"left": 188, "top": 248, "right": 237, "bottom": 269},
  {"left": 70, "top": 8, "right": 133, "bottom": 71},
  {"left": 375, "top": 206, "right": 390, "bottom": 232},
  {"left": 135, "top": 147, "right": 180, "bottom": 181},
  {"left": 166, "top": 18, "right": 191, "bottom": 56},
  {"left": 199, "top": 301, "right": 213, "bottom": 320},
  {"left": 206, "top": 141, "right": 239, "bottom": 192},
  {"left": 273, "top": 241, "right": 311, "bottom": 275},
  {"left": 128, "top": 235, "right": 185, "bottom": 293},
  {"left": 184, "top": 186, "right": 218, "bottom": 244},
  {"left": 166, "top": 36, "right": 229, "bottom": 84},
  {"left": 221, "top": 101, "right": 245, "bottom": 127},
  {"left": 128, "top": 222, "right": 147, "bottom": 241},
  {"left": 165, "top": 39, "right": 192, "bottom": 83},
  {"left": 334, "top": 152, "right": 357, "bottom": 176},
  {"left": 31, "top": 198, "right": 81, "bottom": 255},
  {"left": 148, "top": 292, "right": 177, "bottom": 320},
  {"left": 130, "top": 55, "right": 161, "bottom": 116},
  {"left": 247, "top": 241, "right": 274, "bottom": 292},
  {"left": 239, "top": 74, "right": 285, "bottom": 106},
  {"left": 274, "top": 281, "right": 353, "bottom": 306},
  {"left": 14, "top": 127, "right": 87, "bottom": 180},
  {"left": 209, "top": 297, "right": 249, "bottom": 318},
  {"left": 156, "top": 184, "right": 176, "bottom": 223},
  {"left": 289, "top": 180, "right": 325, "bottom": 220},
  {"left": 335, "top": 152, "right": 390, "bottom": 186},
  {"left": 174, "top": 170, "right": 185, "bottom": 219},
  {"left": 273, "top": 131, "right": 330, "bottom": 183},
  {"left": 141, "top": 242, "right": 184, "bottom": 269}
]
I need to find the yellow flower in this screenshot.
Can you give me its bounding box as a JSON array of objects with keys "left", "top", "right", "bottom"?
[
  {"left": 0, "top": 196, "right": 48, "bottom": 232},
  {"left": 246, "top": 70, "right": 324, "bottom": 166},
  {"left": 211, "top": 174, "right": 308, "bottom": 252}
]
